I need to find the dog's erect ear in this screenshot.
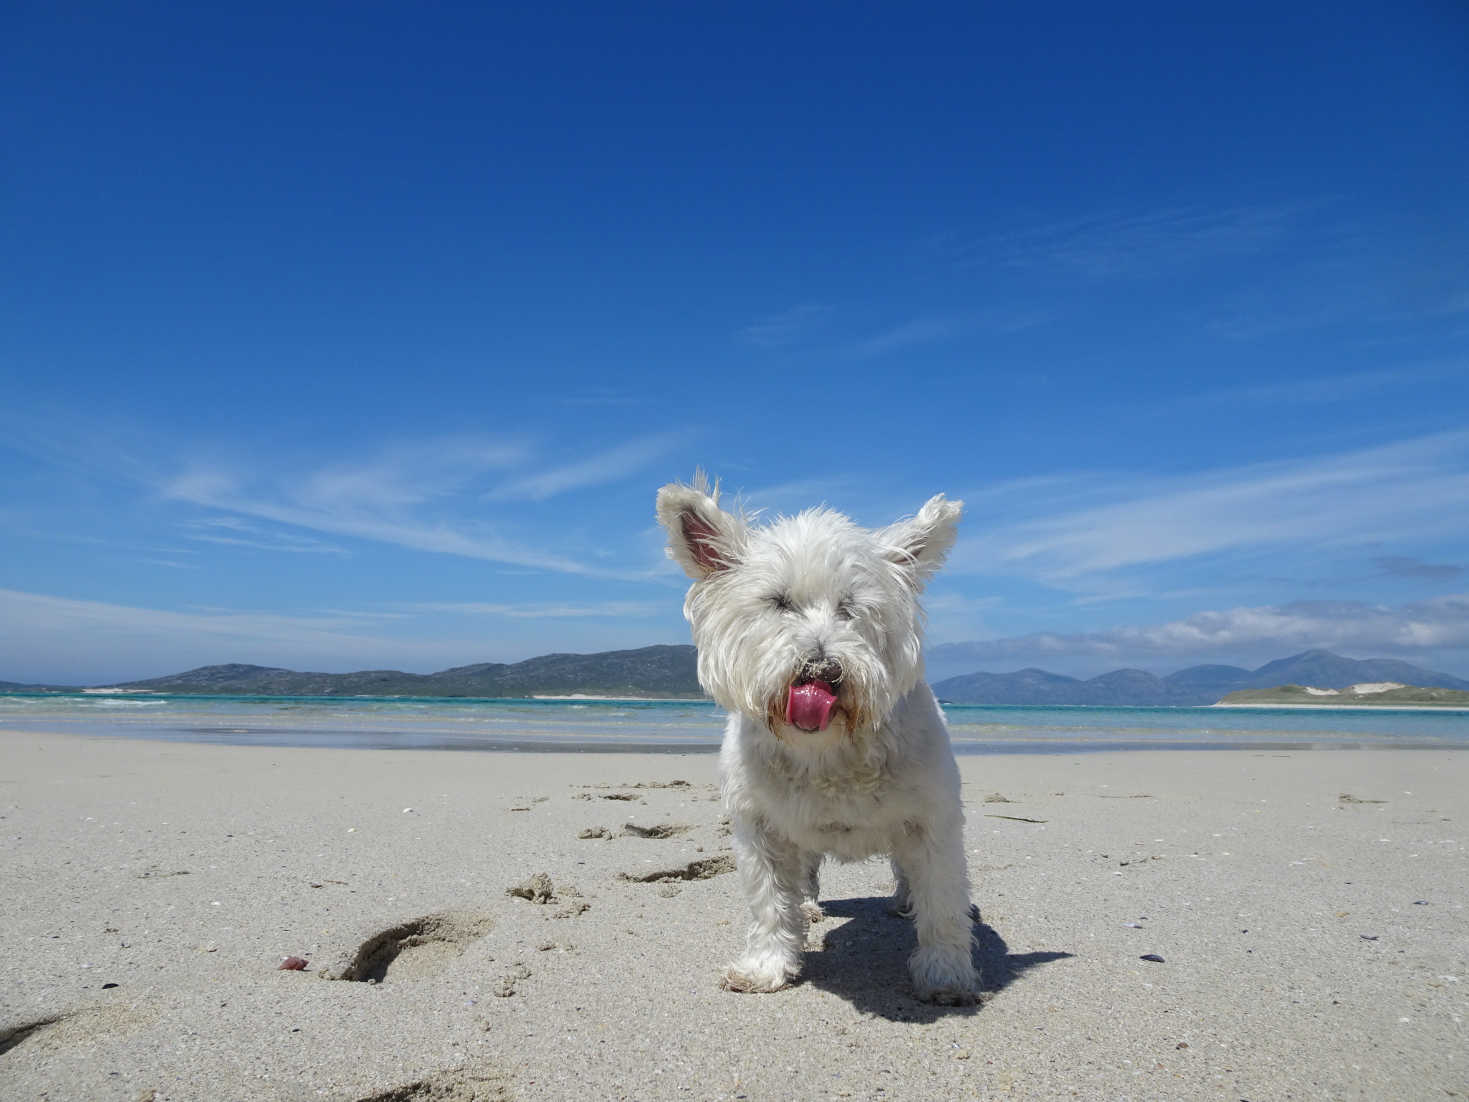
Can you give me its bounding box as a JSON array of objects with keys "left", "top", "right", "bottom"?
[
  {"left": 878, "top": 494, "right": 963, "bottom": 588},
  {"left": 656, "top": 473, "right": 745, "bottom": 580}
]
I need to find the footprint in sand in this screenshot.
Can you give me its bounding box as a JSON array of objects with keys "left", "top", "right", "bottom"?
[
  {"left": 0, "top": 1003, "right": 153, "bottom": 1060},
  {"left": 322, "top": 911, "right": 495, "bottom": 983},
  {"left": 0, "top": 1016, "right": 62, "bottom": 1057},
  {"left": 506, "top": 872, "right": 557, "bottom": 903},
  {"left": 618, "top": 854, "right": 735, "bottom": 883},
  {"left": 578, "top": 823, "right": 693, "bottom": 840},
  {"left": 505, "top": 873, "right": 590, "bottom": 918},
  {"left": 621, "top": 822, "right": 693, "bottom": 839},
  {"left": 491, "top": 963, "right": 532, "bottom": 998},
  {"left": 352, "top": 1065, "right": 510, "bottom": 1102}
]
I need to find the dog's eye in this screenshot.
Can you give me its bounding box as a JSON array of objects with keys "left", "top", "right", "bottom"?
[
  {"left": 769, "top": 593, "right": 794, "bottom": 613},
  {"left": 835, "top": 598, "right": 855, "bottom": 621}
]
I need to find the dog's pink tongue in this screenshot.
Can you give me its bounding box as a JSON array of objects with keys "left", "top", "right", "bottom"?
[{"left": 786, "top": 681, "right": 837, "bottom": 732}]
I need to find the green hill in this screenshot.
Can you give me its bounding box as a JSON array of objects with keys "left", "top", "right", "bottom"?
[
  {"left": 1217, "top": 684, "right": 1469, "bottom": 708},
  {"left": 0, "top": 679, "right": 78, "bottom": 692},
  {"left": 107, "top": 645, "right": 704, "bottom": 698}
]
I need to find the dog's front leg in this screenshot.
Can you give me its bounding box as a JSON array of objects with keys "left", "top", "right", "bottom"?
[
  {"left": 888, "top": 857, "right": 914, "bottom": 917},
  {"left": 723, "top": 816, "right": 807, "bottom": 993},
  {"left": 799, "top": 849, "right": 825, "bottom": 923},
  {"left": 894, "top": 817, "right": 981, "bottom": 1005}
]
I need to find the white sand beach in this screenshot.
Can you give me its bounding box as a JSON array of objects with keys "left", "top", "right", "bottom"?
[
  {"left": 1, "top": 730, "right": 1465, "bottom": 1100},
  {"left": 1210, "top": 702, "right": 1469, "bottom": 712}
]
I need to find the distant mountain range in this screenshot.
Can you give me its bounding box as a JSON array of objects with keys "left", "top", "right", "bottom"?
[
  {"left": 102, "top": 645, "right": 704, "bottom": 698},
  {"left": 0, "top": 679, "right": 75, "bottom": 693},
  {"left": 929, "top": 649, "right": 1469, "bottom": 706},
  {"left": 4, "top": 647, "right": 1466, "bottom": 707}
]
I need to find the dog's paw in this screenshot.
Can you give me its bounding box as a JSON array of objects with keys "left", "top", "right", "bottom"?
[
  {"left": 888, "top": 896, "right": 916, "bottom": 919},
  {"left": 909, "top": 945, "right": 981, "bottom": 1006},
  {"left": 720, "top": 954, "right": 797, "bottom": 993},
  {"left": 800, "top": 900, "right": 826, "bottom": 924},
  {"left": 920, "top": 985, "right": 982, "bottom": 1007}
]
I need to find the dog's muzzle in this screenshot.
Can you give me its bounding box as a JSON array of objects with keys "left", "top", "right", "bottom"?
[{"left": 785, "top": 658, "right": 843, "bottom": 732}]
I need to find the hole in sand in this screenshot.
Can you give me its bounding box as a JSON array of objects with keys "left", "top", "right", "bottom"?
[
  {"left": 0, "top": 1017, "right": 62, "bottom": 1057},
  {"left": 618, "top": 854, "right": 735, "bottom": 883},
  {"left": 0, "top": 1005, "right": 150, "bottom": 1058},
  {"left": 335, "top": 912, "right": 494, "bottom": 984},
  {"left": 353, "top": 1066, "right": 510, "bottom": 1101},
  {"left": 621, "top": 822, "right": 693, "bottom": 839}
]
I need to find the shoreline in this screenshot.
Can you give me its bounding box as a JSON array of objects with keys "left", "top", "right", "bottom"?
[
  {"left": 9, "top": 687, "right": 1467, "bottom": 714},
  {"left": 529, "top": 693, "right": 704, "bottom": 702},
  {"left": 6, "top": 719, "right": 1465, "bottom": 756},
  {"left": 2, "top": 728, "right": 1465, "bottom": 1100},
  {"left": 1210, "top": 700, "right": 1469, "bottom": 712}
]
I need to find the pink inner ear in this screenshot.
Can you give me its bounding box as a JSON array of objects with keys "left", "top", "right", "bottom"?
[{"left": 681, "top": 512, "right": 725, "bottom": 573}]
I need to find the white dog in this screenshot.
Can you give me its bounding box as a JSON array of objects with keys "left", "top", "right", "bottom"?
[{"left": 657, "top": 475, "right": 980, "bottom": 1005}]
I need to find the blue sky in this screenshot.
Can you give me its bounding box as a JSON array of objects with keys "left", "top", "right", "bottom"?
[{"left": 3, "top": 2, "right": 1467, "bottom": 685}]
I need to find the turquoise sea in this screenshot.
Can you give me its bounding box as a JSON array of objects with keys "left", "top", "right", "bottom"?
[{"left": 1, "top": 692, "right": 1465, "bottom": 752}]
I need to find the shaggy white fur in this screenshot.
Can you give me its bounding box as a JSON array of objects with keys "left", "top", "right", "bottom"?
[{"left": 656, "top": 475, "right": 980, "bottom": 1005}]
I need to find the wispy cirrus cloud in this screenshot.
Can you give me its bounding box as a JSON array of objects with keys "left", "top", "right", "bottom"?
[
  {"left": 5, "top": 413, "right": 672, "bottom": 577},
  {"left": 297, "top": 438, "right": 527, "bottom": 511},
  {"left": 157, "top": 435, "right": 658, "bottom": 577},
  {"left": 741, "top": 304, "right": 831, "bottom": 348},
  {"left": 0, "top": 588, "right": 679, "bottom": 684},
  {"left": 744, "top": 305, "right": 1040, "bottom": 359},
  {"left": 181, "top": 516, "right": 349, "bottom": 555},
  {"left": 0, "top": 590, "right": 614, "bottom": 687},
  {"left": 1374, "top": 556, "right": 1465, "bottom": 581},
  {"left": 936, "top": 202, "right": 1308, "bottom": 279},
  {"left": 0, "top": 587, "right": 425, "bottom": 682},
  {"left": 1185, "top": 363, "right": 1461, "bottom": 408},
  {"left": 484, "top": 431, "right": 685, "bottom": 502},
  {"left": 163, "top": 470, "right": 622, "bottom": 576},
  {"left": 956, "top": 432, "right": 1469, "bottom": 582},
  {"left": 555, "top": 387, "right": 647, "bottom": 408},
  {"left": 930, "top": 594, "right": 1469, "bottom": 671},
  {"left": 848, "top": 318, "right": 954, "bottom": 360},
  {"left": 733, "top": 476, "right": 860, "bottom": 518},
  {"left": 398, "top": 600, "right": 662, "bottom": 619}
]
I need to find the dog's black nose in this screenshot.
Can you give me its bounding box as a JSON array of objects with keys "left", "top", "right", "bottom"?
[{"left": 802, "top": 657, "right": 843, "bottom": 686}]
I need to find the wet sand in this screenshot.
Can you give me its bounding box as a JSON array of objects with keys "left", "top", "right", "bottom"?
[{"left": 1, "top": 730, "right": 1465, "bottom": 1100}]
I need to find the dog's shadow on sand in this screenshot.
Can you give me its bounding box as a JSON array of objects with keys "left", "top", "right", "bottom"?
[{"left": 800, "top": 896, "right": 1072, "bottom": 1021}]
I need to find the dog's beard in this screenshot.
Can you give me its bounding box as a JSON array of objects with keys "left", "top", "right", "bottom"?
[
  {"left": 765, "top": 690, "right": 860, "bottom": 738},
  {"left": 764, "top": 695, "right": 871, "bottom": 739},
  {"left": 759, "top": 658, "right": 886, "bottom": 738}
]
